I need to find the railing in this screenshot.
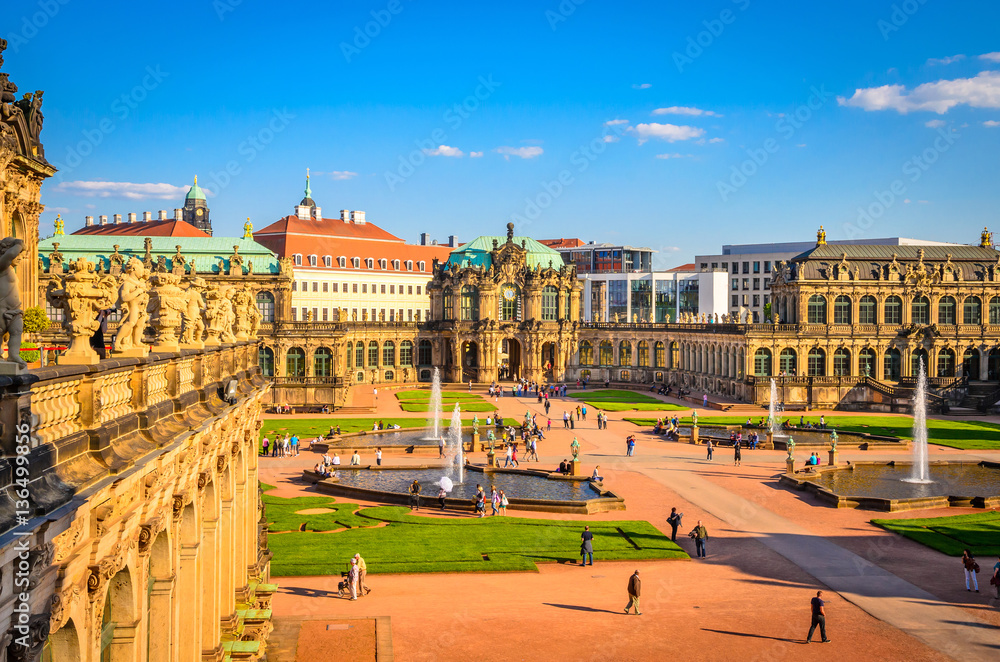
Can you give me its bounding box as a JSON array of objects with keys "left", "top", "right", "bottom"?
[{"left": 272, "top": 376, "right": 344, "bottom": 386}]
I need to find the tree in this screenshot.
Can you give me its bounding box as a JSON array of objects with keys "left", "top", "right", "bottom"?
[
  {"left": 763, "top": 302, "right": 773, "bottom": 323},
  {"left": 23, "top": 306, "right": 51, "bottom": 334}
]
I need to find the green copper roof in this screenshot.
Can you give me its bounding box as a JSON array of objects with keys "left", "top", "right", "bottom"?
[
  {"left": 446, "top": 235, "right": 566, "bottom": 270},
  {"left": 39, "top": 235, "right": 282, "bottom": 274},
  {"left": 185, "top": 176, "right": 207, "bottom": 201}
]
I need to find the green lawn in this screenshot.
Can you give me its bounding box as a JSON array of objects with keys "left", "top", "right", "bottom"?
[
  {"left": 569, "top": 389, "right": 687, "bottom": 412},
  {"left": 623, "top": 415, "right": 1000, "bottom": 450},
  {"left": 259, "top": 417, "right": 518, "bottom": 446},
  {"left": 262, "top": 485, "right": 687, "bottom": 576},
  {"left": 395, "top": 389, "right": 495, "bottom": 412},
  {"left": 872, "top": 512, "right": 1000, "bottom": 557}
]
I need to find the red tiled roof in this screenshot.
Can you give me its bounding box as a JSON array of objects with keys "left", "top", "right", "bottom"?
[
  {"left": 71, "top": 220, "right": 210, "bottom": 237},
  {"left": 264, "top": 235, "right": 453, "bottom": 273},
  {"left": 667, "top": 263, "right": 696, "bottom": 272},
  {"left": 539, "top": 238, "right": 585, "bottom": 248},
  {"left": 254, "top": 215, "right": 403, "bottom": 256}
]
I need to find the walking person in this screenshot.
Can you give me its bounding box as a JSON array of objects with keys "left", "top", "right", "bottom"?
[
  {"left": 375, "top": 447, "right": 382, "bottom": 467},
  {"left": 261, "top": 436, "right": 269, "bottom": 456},
  {"left": 490, "top": 486, "right": 499, "bottom": 516},
  {"left": 580, "top": 525, "right": 594, "bottom": 566},
  {"left": 408, "top": 479, "right": 421, "bottom": 511},
  {"left": 689, "top": 520, "right": 708, "bottom": 558},
  {"left": 439, "top": 436, "right": 445, "bottom": 459},
  {"left": 354, "top": 553, "right": 371, "bottom": 595},
  {"left": 734, "top": 438, "right": 742, "bottom": 467},
  {"left": 991, "top": 555, "right": 1000, "bottom": 599},
  {"left": 437, "top": 486, "right": 447, "bottom": 510},
  {"left": 347, "top": 558, "right": 359, "bottom": 601},
  {"left": 624, "top": 570, "right": 641, "bottom": 615},
  {"left": 666, "top": 507, "right": 683, "bottom": 542},
  {"left": 475, "top": 484, "right": 486, "bottom": 517},
  {"left": 498, "top": 489, "right": 508, "bottom": 516},
  {"left": 805, "top": 590, "right": 831, "bottom": 643},
  {"left": 706, "top": 438, "right": 714, "bottom": 461},
  {"left": 963, "top": 549, "right": 980, "bottom": 592}
]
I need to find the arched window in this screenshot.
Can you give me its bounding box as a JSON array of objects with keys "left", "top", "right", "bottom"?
[
  {"left": 619, "top": 341, "right": 632, "bottom": 366},
  {"left": 938, "top": 296, "right": 956, "bottom": 325},
  {"left": 654, "top": 341, "right": 665, "bottom": 368},
  {"left": 293, "top": 254, "right": 302, "bottom": 266},
  {"left": 461, "top": 286, "right": 479, "bottom": 321},
  {"left": 355, "top": 342, "right": 365, "bottom": 367},
  {"left": 754, "top": 348, "right": 772, "bottom": 376},
  {"left": 400, "top": 340, "right": 414, "bottom": 366},
  {"left": 418, "top": 261, "right": 426, "bottom": 272},
  {"left": 379, "top": 258, "right": 388, "bottom": 270},
  {"left": 937, "top": 347, "right": 955, "bottom": 377},
  {"left": 382, "top": 341, "right": 396, "bottom": 366},
  {"left": 637, "top": 341, "right": 649, "bottom": 367},
  {"left": 859, "top": 295, "right": 877, "bottom": 324},
  {"left": 368, "top": 341, "right": 378, "bottom": 366},
  {"left": 259, "top": 346, "right": 274, "bottom": 377},
  {"left": 990, "top": 296, "right": 1000, "bottom": 325},
  {"left": 884, "top": 347, "right": 901, "bottom": 380},
  {"left": 443, "top": 288, "right": 455, "bottom": 320},
  {"left": 599, "top": 341, "right": 613, "bottom": 366},
  {"left": 911, "top": 348, "right": 928, "bottom": 376},
  {"left": 833, "top": 295, "right": 851, "bottom": 324},
  {"left": 964, "top": 296, "right": 982, "bottom": 325},
  {"left": 779, "top": 348, "right": 797, "bottom": 375},
  {"left": 256, "top": 291, "right": 275, "bottom": 323},
  {"left": 500, "top": 283, "right": 521, "bottom": 321},
  {"left": 352, "top": 257, "right": 361, "bottom": 269},
  {"left": 911, "top": 295, "right": 929, "bottom": 325},
  {"left": 808, "top": 347, "right": 826, "bottom": 376},
  {"left": 541, "top": 286, "right": 558, "bottom": 320},
  {"left": 346, "top": 342, "right": 353, "bottom": 369},
  {"left": 833, "top": 348, "right": 850, "bottom": 376},
  {"left": 417, "top": 340, "right": 433, "bottom": 365},
  {"left": 807, "top": 295, "right": 827, "bottom": 324},
  {"left": 884, "top": 295, "right": 902, "bottom": 325},
  {"left": 314, "top": 347, "right": 333, "bottom": 377},
  {"left": 324, "top": 255, "right": 332, "bottom": 267},
  {"left": 670, "top": 341, "right": 679, "bottom": 369},
  {"left": 286, "top": 347, "right": 305, "bottom": 377},
  {"left": 579, "top": 341, "right": 594, "bottom": 365},
  {"left": 365, "top": 258, "right": 374, "bottom": 269},
  {"left": 406, "top": 260, "right": 413, "bottom": 271},
  {"left": 963, "top": 347, "right": 980, "bottom": 378},
  {"left": 393, "top": 259, "right": 400, "bottom": 270},
  {"left": 308, "top": 254, "right": 318, "bottom": 266},
  {"left": 339, "top": 256, "right": 347, "bottom": 268},
  {"left": 859, "top": 348, "right": 876, "bottom": 377}
]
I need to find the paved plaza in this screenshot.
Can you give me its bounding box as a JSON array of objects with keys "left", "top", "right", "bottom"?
[{"left": 261, "top": 386, "right": 1000, "bottom": 661}]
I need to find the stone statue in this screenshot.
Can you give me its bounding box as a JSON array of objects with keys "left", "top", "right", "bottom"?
[
  {"left": 570, "top": 436, "right": 580, "bottom": 460},
  {"left": 229, "top": 245, "right": 244, "bottom": 276},
  {"left": 691, "top": 410, "right": 698, "bottom": 427},
  {"left": 714, "top": 313, "right": 719, "bottom": 323},
  {"left": 109, "top": 245, "right": 125, "bottom": 277},
  {"left": 0, "top": 238, "right": 26, "bottom": 370},
  {"left": 46, "top": 257, "right": 117, "bottom": 365},
  {"left": 830, "top": 430, "right": 838, "bottom": 450},
  {"left": 231, "top": 285, "right": 257, "bottom": 340},
  {"left": 155, "top": 254, "right": 168, "bottom": 273},
  {"left": 472, "top": 416, "right": 479, "bottom": 435},
  {"left": 113, "top": 257, "right": 150, "bottom": 355},
  {"left": 180, "top": 278, "right": 207, "bottom": 347},
  {"left": 142, "top": 237, "right": 153, "bottom": 271},
  {"left": 864, "top": 363, "right": 870, "bottom": 377},
  {"left": 48, "top": 242, "right": 64, "bottom": 275},
  {"left": 665, "top": 313, "right": 671, "bottom": 324},
  {"left": 786, "top": 436, "right": 796, "bottom": 461},
  {"left": 189, "top": 258, "right": 197, "bottom": 276},
  {"left": 148, "top": 272, "right": 187, "bottom": 351},
  {"left": 171, "top": 245, "right": 186, "bottom": 276},
  {"left": 246, "top": 260, "right": 253, "bottom": 275},
  {"left": 243, "top": 217, "right": 254, "bottom": 239}
]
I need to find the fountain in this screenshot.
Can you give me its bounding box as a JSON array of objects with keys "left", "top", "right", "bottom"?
[
  {"left": 767, "top": 378, "right": 788, "bottom": 448},
  {"left": 448, "top": 403, "right": 465, "bottom": 484},
  {"left": 904, "top": 361, "right": 932, "bottom": 484},
  {"left": 427, "top": 366, "right": 443, "bottom": 440}
]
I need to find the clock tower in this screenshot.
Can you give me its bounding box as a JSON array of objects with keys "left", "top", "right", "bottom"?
[{"left": 182, "top": 175, "right": 212, "bottom": 235}]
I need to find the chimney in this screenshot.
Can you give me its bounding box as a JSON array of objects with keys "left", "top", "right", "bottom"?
[
  {"left": 158, "top": 210, "right": 168, "bottom": 221},
  {"left": 113, "top": 214, "right": 122, "bottom": 224},
  {"left": 142, "top": 211, "right": 152, "bottom": 222},
  {"left": 127, "top": 212, "right": 137, "bottom": 223},
  {"left": 420, "top": 232, "right": 428, "bottom": 246},
  {"left": 174, "top": 208, "right": 183, "bottom": 221},
  {"left": 448, "top": 235, "right": 458, "bottom": 247},
  {"left": 99, "top": 215, "right": 108, "bottom": 225},
  {"left": 313, "top": 206, "right": 322, "bottom": 220},
  {"left": 85, "top": 215, "right": 94, "bottom": 227},
  {"left": 352, "top": 210, "right": 366, "bottom": 225},
  {"left": 340, "top": 209, "right": 350, "bottom": 222}
]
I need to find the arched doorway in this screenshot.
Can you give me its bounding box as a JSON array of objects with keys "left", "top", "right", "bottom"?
[
  {"left": 962, "top": 347, "right": 980, "bottom": 381},
  {"left": 499, "top": 338, "right": 521, "bottom": 381},
  {"left": 541, "top": 342, "right": 556, "bottom": 380},
  {"left": 461, "top": 341, "right": 479, "bottom": 382}
]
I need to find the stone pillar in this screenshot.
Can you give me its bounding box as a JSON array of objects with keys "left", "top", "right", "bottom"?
[
  {"left": 691, "top": 426, "right": 699, "bottom": 444},
  {"left": 177, "top": 544, "right": 202, "bottom": 660},
  {"left": 147, "top": 578, "right": 175, "bottom": 662},
  {"left": 200, "top": 518, "right": 221, "bottom": 652},
  {"left": 218, "top": 497, "right": 236, "bottom": 632},
  {"left": 828, "top": 449, "right": 838, "bottom": 466},
  {"left": 569, "top": 458, "right": 580, "bottom": 476},
  {"left": 785, "top": 458, "right": 795, "bottom": 474},
  {"left": 980, "top": 348, "right": 989, "bottom": 381}
]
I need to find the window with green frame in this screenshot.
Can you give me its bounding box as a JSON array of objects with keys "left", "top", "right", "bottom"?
[
  {"left": 754, "top": 348, "right": 771, "bottom": 376},
  {"left": 400, "top": 340, "right": 413, "bottom": 366},
  {"left": 460, "top": 286, "right": 479, "bottom": 321},
  {"left": 807, "top": 348, "right": 825, "bottom": 376},
  {"left": 500, "top": 283, "right": 521, "bottom": 321},
  {"left": 541, "top": 286, "right": 558, "bottom": 320},
  {"left": 355, "top": 342, "right": 365, "bottom": 367},
  {"left": 443, "top": 288, "right": 455, "bottom": 320},
  {"left": 779, "top": 348, "right": 796, "bottom": 375},
  {"left": 599, "top": 341, "right": 613, "bottom": 366},
  {"left": 346, "top": 342, "right": 353, "bottom": 369},
  {"left": 619, "top": 341, "right": 632, "bottom": 366},
  {"left": 286, "top": 348, "right": 305, "bottom": 377},
  {"left": 368, "top": 341, "right": 378, "bottom": 366},
  {"left": 579, "top": 341, "right": 593, "bottom": 365},
  {"left": 382, "top": 341, "right": 395, "bottom": 366},
  {"left": 314, "top": 347, "right": 332, "bottom": 377},
  {"left": 807, "top": 295, "right": 827, "bottom": 324}
]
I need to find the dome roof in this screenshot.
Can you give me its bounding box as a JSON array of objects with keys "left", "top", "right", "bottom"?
[{"left": 186, "top": 176, "right": 207, "bottom": 202}]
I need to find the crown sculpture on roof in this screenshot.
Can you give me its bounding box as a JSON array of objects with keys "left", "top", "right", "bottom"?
[
  {"left": 981, "top": 226, "right": 993, "bottom": 248},
  {"left": 243, "top": 217, "right": 254, "bottom": 240},
  {"left": 53, "top": 214, "right": 64, "bottom": 236},
  {"left": 816, "top": 225, "right": 827, "bottom": 246}
]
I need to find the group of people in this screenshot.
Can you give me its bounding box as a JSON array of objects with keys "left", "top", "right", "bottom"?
[
  {"left": 370, "top": 420, "right": 401, "bottom": 431},
  {"left": 344, "top": 553, "right": 371, "bottom": 601},
  {"left": 261, "top": 434, "right": 300, "bottom": 457},
  {"left": 804, "top": 452, "right": 824, "bottom": 466},
  {"left": 652, "top": 416, "right": 682, "bottom": 440}
]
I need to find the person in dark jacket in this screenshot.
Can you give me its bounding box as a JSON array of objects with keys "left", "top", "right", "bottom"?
[
  {"left": 666, "top": 508, "right": 683, "bottom": 542},
  {"left": 580, "top": 526, "right": 594, "bottom": 566},
  {"left": 624, "top": 570, "right": 641, "bottom": 615},
  {"left": 689, "top": 521, "right": 708, "bottom": 558}
]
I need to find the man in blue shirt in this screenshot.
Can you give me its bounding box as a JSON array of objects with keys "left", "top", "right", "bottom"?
[{"left": 806, "top": 590, "right": 831, "bottom": 643}]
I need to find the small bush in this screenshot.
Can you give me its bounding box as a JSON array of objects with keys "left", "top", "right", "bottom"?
[
  {"left": 19, "top": 342, "right": 40, "bottom": 363},
  {"left": 22, "top": 306, "right": 51, "bottom": 334}
]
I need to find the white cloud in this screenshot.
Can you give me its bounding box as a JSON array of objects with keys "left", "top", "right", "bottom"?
[
  {"left": 984, "top": 120, "right": 1000, "bottom": 127},
  {"left": 927, "top": 54, "right": 965, "bottom": 66},
  {"left": 979, "top": 52, "right": 1000, "bottom": 62},
  {"left": 604, "top": 119, "right": 630, "bottom": 127},
  {"left": 329, "top": 170, "right": 358, "bottom": 180},
  {"left": 469, "top": 151, "right": 484, "bottom": 157},
  {"left": 632, "top": 83, "right": 652, "bottom": 90},
  {"left": 603, "top": 135, "right": 620, "bottom": 143},
  {"left": 838, "top": 70, "right": 1000, "bottom": 114},
  {"left": 655, "top": 153, "right": 691, "bottom": 159},
  {"left": 918, "top": 200, "right": 930, "bottom": 204},
  {"left": 630, "top": 123, "right": 705, "bottom": 144},
  {"left": 495, "top": 146, "right": 543, "bottom": 160},
  {"left": 796, "top": 143, "right": 807, "bottom": 147},
  {"left": 54, "top": 181, "right": 193, "bottom": 200},
  {"left": 924, "top": 119, "right": 946, "bottom": 128},
  {"left": 422, "top": 144, "right": 465, "bottom": 157},
  {"left": 652, "top": 106, "right": 720, "bottom": 117},
  {"left": 904, "top": 198, "right": 911, "bottom": 204},
  {"left": 708, "top": 137, "right": 725, "bottom": 144}
]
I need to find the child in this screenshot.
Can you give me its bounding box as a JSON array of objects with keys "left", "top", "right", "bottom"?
[{"left": 547, "top": 418, "right": 552, "bottom": 431}]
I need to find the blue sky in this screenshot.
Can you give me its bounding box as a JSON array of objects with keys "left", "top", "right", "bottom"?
[{"left": 6, "top": 0, "right": 999, "bottom": 267}]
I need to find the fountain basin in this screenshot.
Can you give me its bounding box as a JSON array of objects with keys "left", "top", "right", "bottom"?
[
  {"left": 304, "top": 465, "right": 626, "bottom": 514},
  {"left": 653, "top": 426, "right": 908, "bottom": 450},
  {"left": 779, "top": 461, "right": 1000, "bottom": 511}
]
